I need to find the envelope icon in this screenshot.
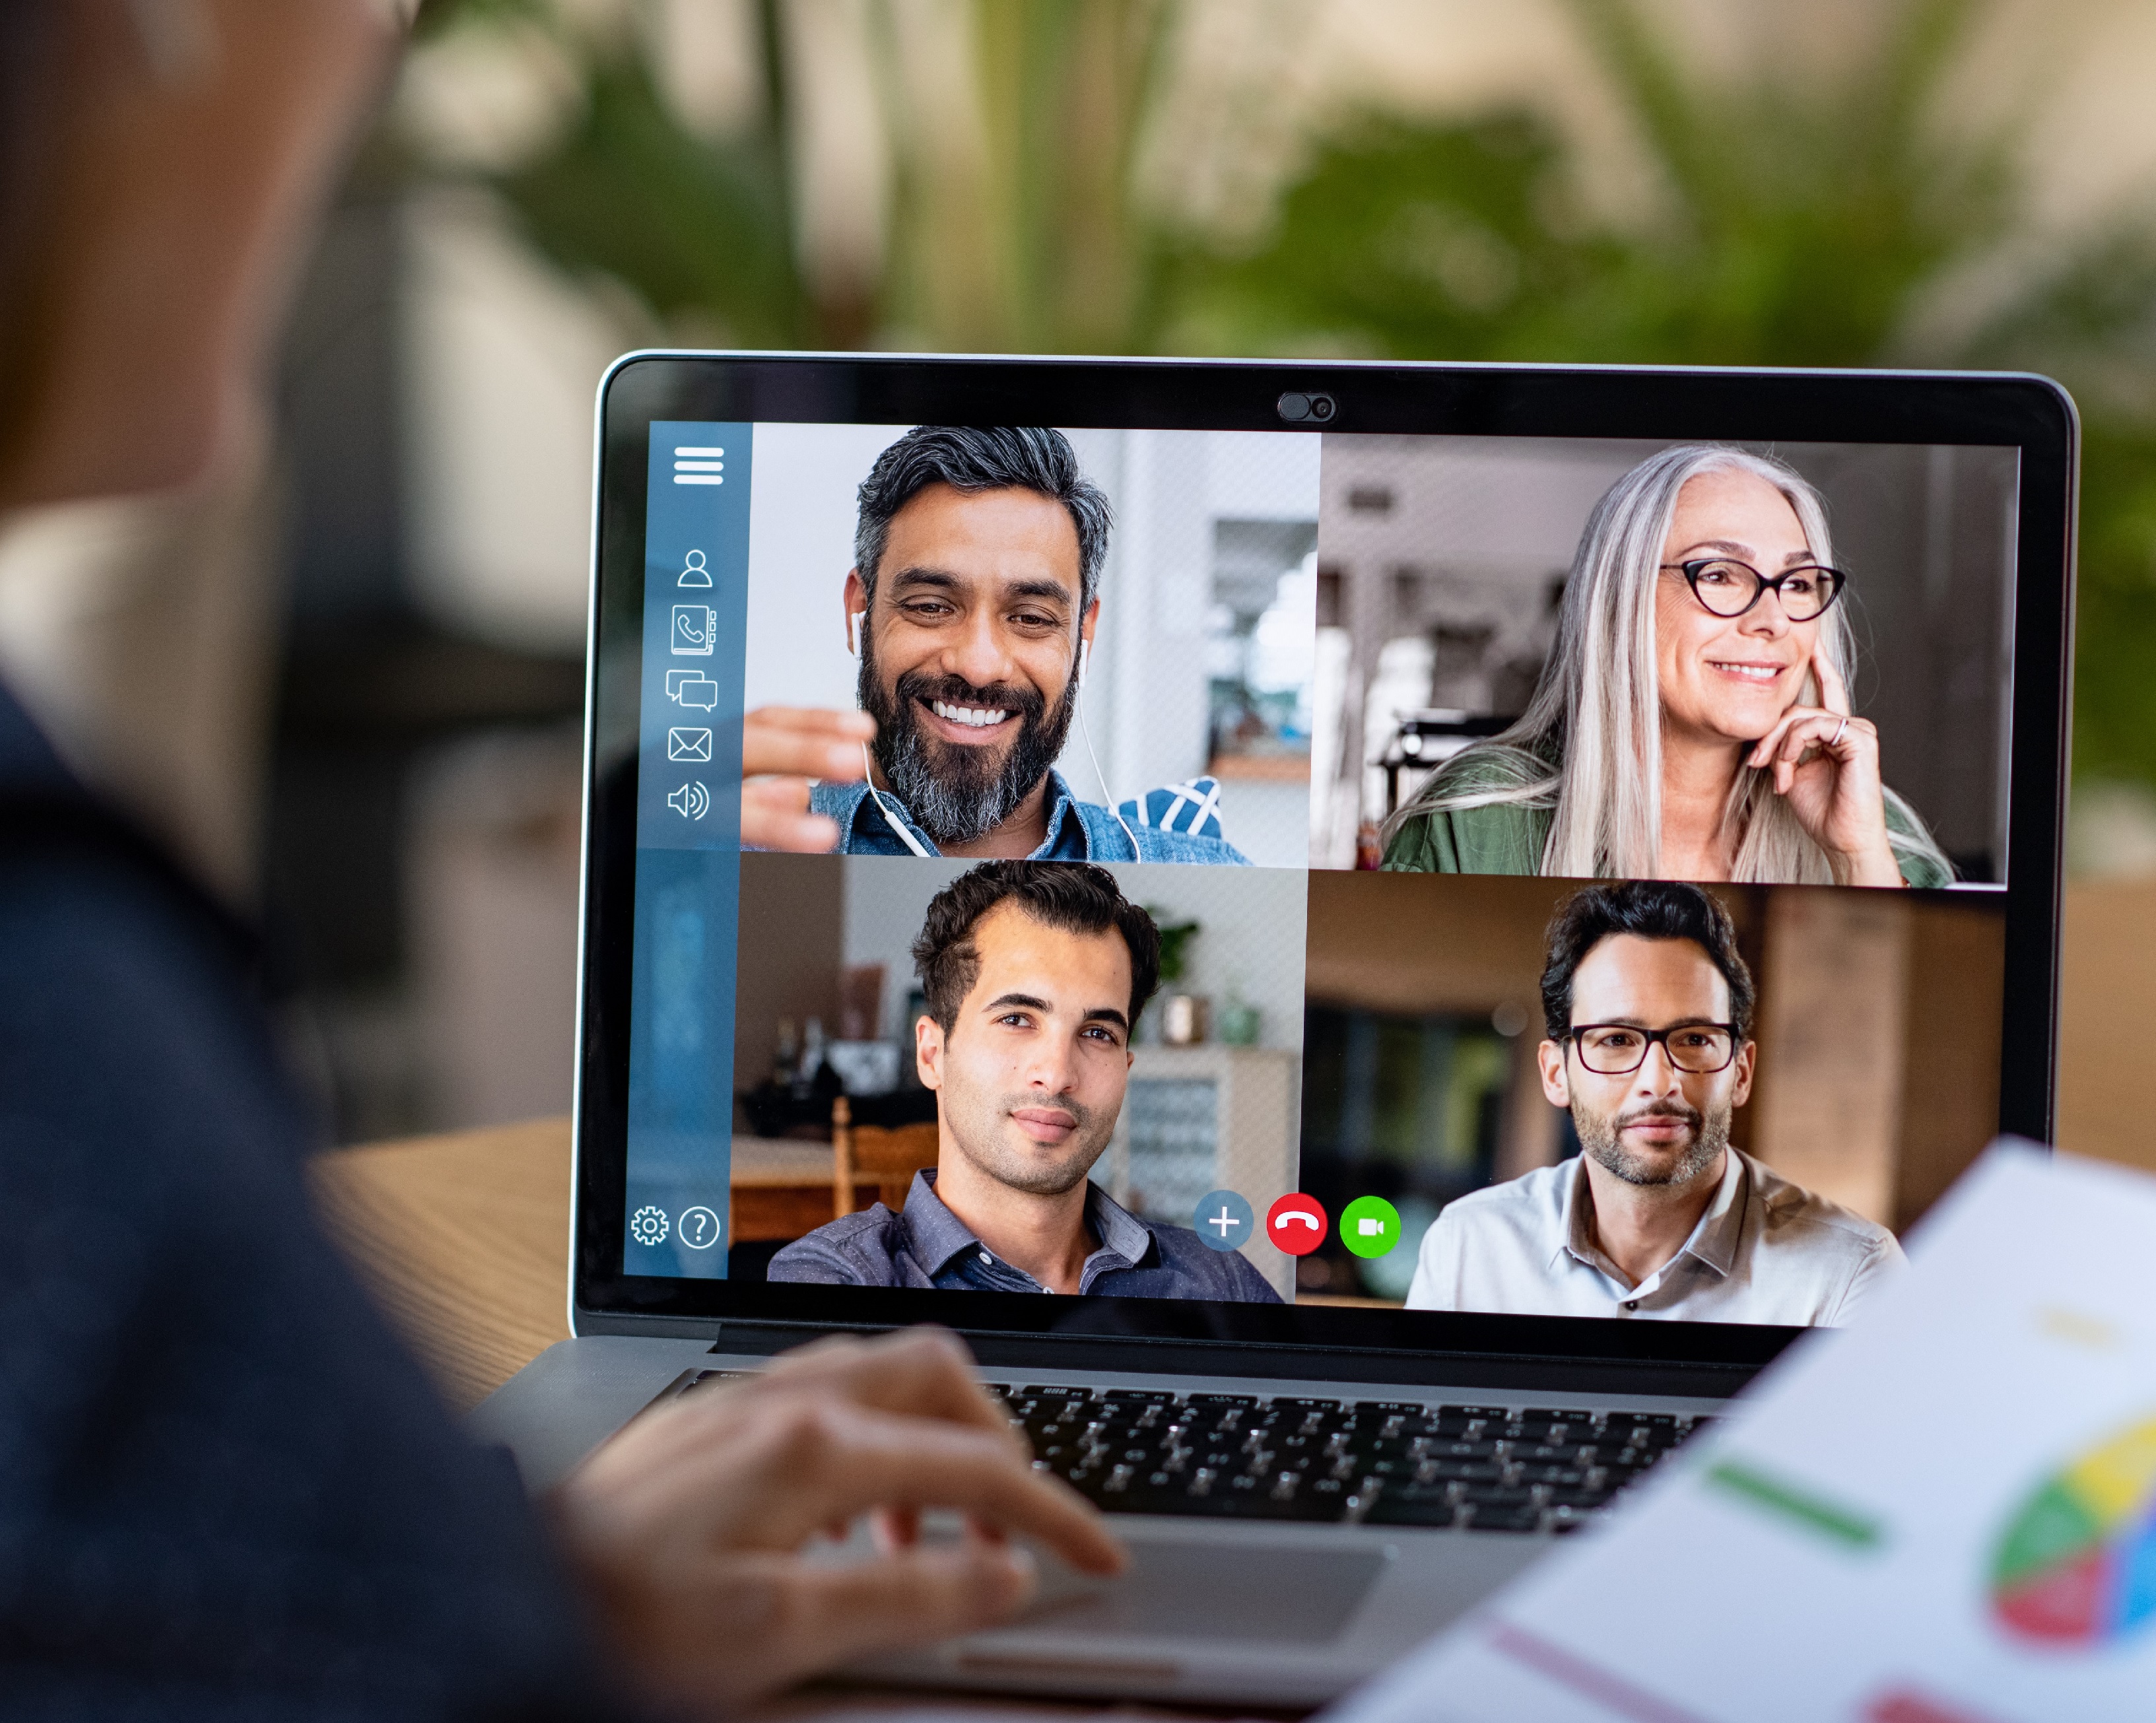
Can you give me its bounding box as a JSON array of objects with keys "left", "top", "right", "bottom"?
[{"left": 667, "top": 727, "right": 713, "bottom": 762}]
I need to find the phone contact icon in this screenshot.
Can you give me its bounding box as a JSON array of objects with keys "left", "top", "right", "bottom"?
[{"left": 672, "top": 603, "right": 718, "bottom": 656}]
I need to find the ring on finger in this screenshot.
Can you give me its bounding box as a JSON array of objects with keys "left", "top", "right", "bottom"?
[{"left": 1831, "top": 718, "right": 1848, "bottom": 749}]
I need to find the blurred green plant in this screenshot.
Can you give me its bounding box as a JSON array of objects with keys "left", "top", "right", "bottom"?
[
  {"left": 1170, "top": 0, "right": 2156, "bottom": 792},
  {"left": 411, "top": 0, "right": 821, "bottom": 343},
  {"left": 404, "top": 0, "right": 2156, "bottom": 791},
  {"left": 1173, "top": 0, "right": 2011, "bottom": 365},
  {"left": 409, "top": 0, "right": 1176, "bottom": 351},
  {"left": 875, "top": 0, "right": 1175, "bottom": 352}
]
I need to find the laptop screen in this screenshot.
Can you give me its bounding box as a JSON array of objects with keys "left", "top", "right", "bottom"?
[{"left": 609, "top": 409, "right": 2023, "bottom": 1332}]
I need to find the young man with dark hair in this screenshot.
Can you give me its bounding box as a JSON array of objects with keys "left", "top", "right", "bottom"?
[
  {"left": 807, "top": 426, "right": 1247, "bottom": 862},
  {"left": 772, "top": 862, "right": 1280, "bottom": 1301},
  {"left": 1406, "top": 881, "right": 1904, "bottom": 1324}
]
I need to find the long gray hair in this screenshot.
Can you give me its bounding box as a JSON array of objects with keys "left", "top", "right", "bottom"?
[{"left": 1386, "top": 444, "right": 1949, "bottom": 884}]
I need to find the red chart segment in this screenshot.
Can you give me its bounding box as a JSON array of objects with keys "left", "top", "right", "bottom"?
[
  {"left": 1990, "top": 1411, "right": 2156, "bottom": 1646},
  {"left": 1994, "top": 1543, "right": 2110, "bottom": 1642}
]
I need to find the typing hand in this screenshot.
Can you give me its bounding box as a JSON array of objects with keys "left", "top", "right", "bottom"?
[
  {"left": 741, "top": 706, "right": 874, "bottom": 852},
  {"left": 551, "top": 1328, "right": 1124, "bottom": 1712}
]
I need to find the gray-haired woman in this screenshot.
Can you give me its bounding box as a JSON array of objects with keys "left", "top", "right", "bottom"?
[{"left": 1382, "top": 444, "right": 1951, "bottom": 887}]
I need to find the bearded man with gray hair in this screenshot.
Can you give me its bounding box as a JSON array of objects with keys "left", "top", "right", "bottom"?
[
  {"left": 813, "top": 426, "right": 1247, "bottom": 863},
  {"left": 1405, "top": 881, "right": 1905, "bottom": 1325}
]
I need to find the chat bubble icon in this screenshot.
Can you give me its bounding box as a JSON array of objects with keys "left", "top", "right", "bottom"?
[{"left": 665, "top": 669, "right": 720, "bottom": 711}]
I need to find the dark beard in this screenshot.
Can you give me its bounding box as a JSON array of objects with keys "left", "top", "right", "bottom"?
[
  {"left": 859, "top": 645, "right": 1077, "bottom": 846},
  {"left": 1574, "top": 1099, "right": 1728, "bottom": 1188}
]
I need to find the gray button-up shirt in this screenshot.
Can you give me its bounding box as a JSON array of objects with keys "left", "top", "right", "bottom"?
[
  {"left": 1404, "top": 1148, "right": 1906, "bottom": 1325},
  {"left": 768, "top": 1169, "right": 1281, "bottom": 1302}
]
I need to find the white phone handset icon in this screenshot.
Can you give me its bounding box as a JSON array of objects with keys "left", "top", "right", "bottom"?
[{"left": 1274, "top": 1210, "right": 1321, "bottom": 1232}]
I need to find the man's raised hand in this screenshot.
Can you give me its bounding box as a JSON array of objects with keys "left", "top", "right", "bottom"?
[{"left": 740, "top": 706, "right": 874, "bottom": 852}]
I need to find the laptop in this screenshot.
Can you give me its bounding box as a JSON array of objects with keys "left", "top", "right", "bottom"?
[{"left": 471, "top": 355, "right": 2076, "bottom": 1707}]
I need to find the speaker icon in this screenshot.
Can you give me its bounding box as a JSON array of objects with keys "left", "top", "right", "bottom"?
[{"left": 666, "top": 780, "right": 710, "bottom": 821}]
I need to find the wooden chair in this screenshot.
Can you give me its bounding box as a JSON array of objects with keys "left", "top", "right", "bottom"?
[{"left": 831, "top": 1095, "right": 940, "bottom": 1221}]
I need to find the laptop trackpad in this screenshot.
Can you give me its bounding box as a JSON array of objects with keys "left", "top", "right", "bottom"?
[{"left": 1018, "top": 1536, "right": 1383, "bottom": 1643}]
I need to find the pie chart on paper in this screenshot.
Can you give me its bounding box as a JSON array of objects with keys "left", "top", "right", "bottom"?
[{"left": 1990, "top": 1411, "right": 2156, "bottom": 1645}]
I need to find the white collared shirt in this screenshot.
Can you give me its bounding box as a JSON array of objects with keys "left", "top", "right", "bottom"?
[{"left": 1403, "top": 1147, "right": 1906, "bottom": 1326}]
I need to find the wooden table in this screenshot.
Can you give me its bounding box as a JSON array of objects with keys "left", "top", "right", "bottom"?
[
  {"left": 312, "top": 1116, "right": 578, "bottom": 1411},
  {"left": 310, "top": 1120, "right": 883, "bottom": 1407}
]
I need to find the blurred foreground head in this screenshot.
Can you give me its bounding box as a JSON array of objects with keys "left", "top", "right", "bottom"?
[{"left": 0, "top": 0, "right": 394, "bottom": 511}]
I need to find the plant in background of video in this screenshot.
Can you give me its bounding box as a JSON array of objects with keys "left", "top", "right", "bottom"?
[
  {"left": 1148, "top": 911, "right": 1200, "bottom": 986},
  {"left": 407, "top": 0, "right": 825, "bottom": 345},
  {"left": 873, "top": 0, "right": 1178, "bottom": 356},
  {"left": 403, "top": 0, "right": 2156, "bottom": 800},
  {"left": 1168, "top": 0, "right": 2156, "bottom": 798},
  {"left": 407, "top": 0, "right": 1179, "bottom": 355},
  {"left": 1167, "top": 0, "right": 2010, "bottom": 366}
]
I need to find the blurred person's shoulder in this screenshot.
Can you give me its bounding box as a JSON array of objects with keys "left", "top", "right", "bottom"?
[
  {"left": 0, "top": 686, "right": 276, "bottom": 1104},
  {"left": 0, "top": 679, "right": 627, "bottom": 1715}
]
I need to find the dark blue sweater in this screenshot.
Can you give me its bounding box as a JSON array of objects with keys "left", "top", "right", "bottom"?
[{"left": 0, "top": 684, "right": 623, "bottom": 1718}]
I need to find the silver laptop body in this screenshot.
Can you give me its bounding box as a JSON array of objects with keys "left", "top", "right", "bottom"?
[{"left": 474, "top": 353, "right": 2075, "bottom": 1707}]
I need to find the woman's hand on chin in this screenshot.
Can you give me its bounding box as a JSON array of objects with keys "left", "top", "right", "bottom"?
[{"left": 1745, "top": 649, "right": 1904, "bottom": 888}]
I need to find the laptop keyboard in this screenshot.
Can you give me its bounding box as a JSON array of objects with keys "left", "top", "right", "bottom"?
[{"left": 683, "top": 1372, "right": 1714, "bottom": 1534}]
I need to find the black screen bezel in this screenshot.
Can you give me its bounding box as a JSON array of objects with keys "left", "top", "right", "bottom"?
[{"left": 572, "top": 353, "right": 2076, "bottom": 1377}]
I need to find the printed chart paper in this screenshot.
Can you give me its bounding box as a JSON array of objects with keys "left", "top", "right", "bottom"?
[{"left": 1327, "top": 1143, "right": 2156, "bottom": 1723}]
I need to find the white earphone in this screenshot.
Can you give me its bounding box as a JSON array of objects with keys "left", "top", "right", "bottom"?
[
  {"left": 841, "top": 605, "right": 932, "bottom": 851},
  {"left": 1073, "top": 635, "right": 1141, "bottom": 860}
]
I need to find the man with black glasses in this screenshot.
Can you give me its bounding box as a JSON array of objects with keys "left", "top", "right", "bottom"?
[{"left": 1405, "top": 881, "right": 1905, "bottom": 1324}]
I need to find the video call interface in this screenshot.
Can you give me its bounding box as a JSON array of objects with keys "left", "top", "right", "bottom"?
[{"left": 618, "top": 419, "right": 2019, "bottom": 1329}]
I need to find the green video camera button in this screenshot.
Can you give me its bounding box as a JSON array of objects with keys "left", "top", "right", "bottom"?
[{"left": 1340, "top": 1196, "right": 1402, "bottom": 1259}]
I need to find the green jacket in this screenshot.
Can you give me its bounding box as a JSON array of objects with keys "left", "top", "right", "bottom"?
[{"left": 1381, "top": 762, "right": 1955, "bottom": 888}]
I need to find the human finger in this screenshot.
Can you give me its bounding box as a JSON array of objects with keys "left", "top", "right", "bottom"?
[
  {"left": 753, "top": 1402, "right": 1124, "bottom": 1576},
  {"left": 742, "top": 706, "right": 875, "bottom": 782},
  {"left": 755, "top": 1328, "right": 1018, "bottom": 1444},
  {"left": 1770, "top": 712, "right": 1871, "bottom": 795},
  {"left": 1771, "top": 711, "right": 1871, "bottom": 768},
  {"left": 755, "top": 1536, "right": 1040, "bottom": 1685},
  {"left": 1745, "top": 708, "right": 1815, "bottom": 770},
  {"left": 872, "top": 1504, "right": 922, "bottom": 1553},
  {"left": 568, "top": 1382, "right": 1119, "bottom": 1579},
  {"left": 1746, "top": 704, "right": 1852, "bottom": 771},
  {"left": 1810, "top": 647, "right": 1852, "bottom": 717},
  {"left": 1766, "top": 714, "right": 1837, "bottom": 794},
  {"left": 741, "top": 778, "right": 840, "bottom": 853}
]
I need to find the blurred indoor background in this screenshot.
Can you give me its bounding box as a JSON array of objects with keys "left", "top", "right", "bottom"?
[{"left": 7, "top": 0, "right": 2155, "bottom": 1170}]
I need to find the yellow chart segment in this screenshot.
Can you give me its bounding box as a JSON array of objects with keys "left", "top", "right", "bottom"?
[{"left": 2062, "top": 1415, "right": 2156, "bottom": 1522}]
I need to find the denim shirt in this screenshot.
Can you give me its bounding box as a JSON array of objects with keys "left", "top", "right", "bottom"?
[
  {"left": 809, "top": 769, "right": 1249, "bottom": 863},
  {"left": 769, "top": 1168, "right": 1283, "bottom": 1302}
]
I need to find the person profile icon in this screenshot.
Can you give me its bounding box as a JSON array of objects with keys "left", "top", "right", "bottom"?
[{"left": 678, "top": 549, "right": 712, "bottom": 587}]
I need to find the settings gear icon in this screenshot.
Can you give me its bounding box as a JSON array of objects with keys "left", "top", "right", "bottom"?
[{"left": 629, "top": 1205, "right": 670, "bottom": 1248}]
